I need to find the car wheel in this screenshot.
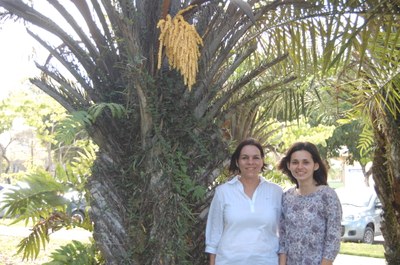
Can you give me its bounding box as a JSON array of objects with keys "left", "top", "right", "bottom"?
[
  {"left": 71, "top": 210, "right": 85, "bottom": 223},
  {"left": 363, "top": 227, "right": 374, "bottom": 244}
]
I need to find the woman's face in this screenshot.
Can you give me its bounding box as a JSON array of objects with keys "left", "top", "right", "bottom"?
[
  {"left": 287, "top": 150, "right": 319, "bottom": 184},
  {"left": 237, "top": 145, "right": 263, "bottom": 178}
]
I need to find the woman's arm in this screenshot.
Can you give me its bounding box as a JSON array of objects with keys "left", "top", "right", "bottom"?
[
  {"left": 209, "top": 254, "right": 216, "bottom": 265},
  {"left": 205, "top": 189, "right": 223, "bottom": 263},
  {"left": 322, "top": 188, "right": 342, "bottom": 261},
  {"left": 278, "top": 192, "right": 287, "bottom": 265},
  {"left": 279, "top": 253, "right": 287, "bottom": 265}
]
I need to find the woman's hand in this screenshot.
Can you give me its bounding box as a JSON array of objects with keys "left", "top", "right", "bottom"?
[{"left": 321, "top": 258, "right": 333, "bottom": 265}]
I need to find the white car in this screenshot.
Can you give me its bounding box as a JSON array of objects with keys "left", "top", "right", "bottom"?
[{"left": 336, "top": 187, "right": 382, "bottom": 244}]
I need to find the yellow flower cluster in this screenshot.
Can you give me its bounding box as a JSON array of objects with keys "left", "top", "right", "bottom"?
[{"left": 157, "top": 7, "right": 203, "bottom": 90}]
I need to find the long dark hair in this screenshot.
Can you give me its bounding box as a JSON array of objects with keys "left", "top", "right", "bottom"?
[
  {"left": 277, "top": 142, "right": 328, "bottom": 187},
  {"left": 228, "top": 138, "right": 266, "bottom": 174}
]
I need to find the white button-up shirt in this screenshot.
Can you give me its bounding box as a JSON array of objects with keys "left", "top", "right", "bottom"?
[{"left": 205, "top": 176, "right": 283, "bottom": 265}]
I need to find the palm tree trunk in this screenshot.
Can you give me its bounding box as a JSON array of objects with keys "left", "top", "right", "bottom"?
[
  {"left": 371, "top": 110, "right": 400, "bottom": 264},
  {"left": 87, "top": 133, "right": 221, "bottom": 264},
  {"left": 88, "top": 153, "right": 136, "bottom": 264}
]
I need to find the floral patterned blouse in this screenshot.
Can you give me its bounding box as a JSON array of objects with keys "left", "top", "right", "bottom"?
[{"left": 279, "top": 185, "right": 342, "bottom": 265}]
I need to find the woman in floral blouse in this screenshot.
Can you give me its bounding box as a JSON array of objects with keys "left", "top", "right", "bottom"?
[{"left": 277, "top": 142, "right": 342, "bottom": 265}]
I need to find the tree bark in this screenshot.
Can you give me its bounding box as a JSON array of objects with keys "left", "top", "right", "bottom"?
[
  {"left": 371, "top": 109, "right": 400, "bottom": 264},
  {"left": 87, "top": 127, "right": 226, "bottom": 264},
  {"left": 88, "top": 153, "right": 137, "bottom": 264}
]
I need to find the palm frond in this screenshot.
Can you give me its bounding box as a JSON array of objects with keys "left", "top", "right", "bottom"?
[
  {"left": 16, "top": 221, "right": 50, "bottom": 261},
  {"left": 88, "top": 102, "right": 126, "bottom": 121},
  {"left": 358, "top": 123, "right": 375, "bottom": 156},
  {"left": 55, "top": 111, "right": 93, "bottom": 145},
  {"left": 43, "top": 240, "right": 99, "bottom": 265},
  {"left": 3, "top": 171, "right": 68, "bottom": 224}
]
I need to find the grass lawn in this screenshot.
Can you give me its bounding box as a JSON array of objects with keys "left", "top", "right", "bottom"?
[
  {"left": 328, "top": 180, "right": 345, "bottom": 189},
  {"left": 340, "top": 242, "right": 385, "bottom": 259},
  {"left": 0, "top": 235, "right": 75, "bottom": 265},
  {"left": 0, "top": 219, "right": 386, "bottom": 263},
  {"left": 0, "top": 218, "right": 91, "bottom": 265}
]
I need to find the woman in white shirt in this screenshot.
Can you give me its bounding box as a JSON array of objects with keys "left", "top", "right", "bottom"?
[{"left": 205, "top": 138, "right": 283, "bottom": 265}]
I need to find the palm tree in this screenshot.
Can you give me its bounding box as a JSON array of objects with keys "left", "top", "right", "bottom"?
[
  {"left": 252, "top": 2, "right": 400, "bottom": 262},
  {"left": 318, "top": 12, "right": 400, "bottom": 263},
  {"left": 0, "top": 1, "right": 298, "bottom": 263},
  {"left": 0, "top": 0, "right": 399, "bottom": 264}
]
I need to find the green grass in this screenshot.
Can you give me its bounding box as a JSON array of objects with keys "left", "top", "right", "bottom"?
[
  {"left": 0, "top": 218, "right": 91, "bottom": 265},
  {"left": 328, "top": 180, "right": 345, "bottom": 189},
  {"left": 0, "top": 235, "right": 72, "bottom": 265},
  {"left": 0, "top": 218, "right": 29, "bottom": 226},
  {"left": 340, "top": 242, "right": 385, "bottom": 258},
  {"left": 0, "top": 219, "right": 386, "bottom": 263}
]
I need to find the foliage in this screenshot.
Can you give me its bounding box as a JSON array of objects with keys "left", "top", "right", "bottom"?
[
  {"left": 0, "top": 222, "right": 91, "bottom": 265},
  {"left": 5, "top": 89, "right": 66, "bottom": 147},
  {"left": 43, "top": 240, "right": 101, "bottom": 265},
  {"left": 0, "top": 0, "right": 399, "bottom": 264},
  {"left": 3, "top": 171, "right": 68, "bottom": 225},
  {"left": 87, "top": 103, "right": 126, "bottom": 122},
  {"left": 54, "top": 111, "right": 92, "bottom": 146},
  {"left": 1, "top": 166, "right": 93, "bottom": 261},
  {"left": 0, "top": 113, "right": 97, "bottom": 262},
  {"left": 325, "top": 119, "right": 373, "bottom": 164},
  {"left": 264, "top": 117, "right": 335, "bottom": 152},
  {"left": 0, "top": 97, "right": 17, "bottom": 134}
]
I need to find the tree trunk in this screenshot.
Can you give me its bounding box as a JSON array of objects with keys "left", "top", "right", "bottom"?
[
  {"left": 87, "top": 124, "right": 226, "bottom": 264},
  {"left": 371, "top": 109, "right": 400, "bottom": 264},
  {"left": 360, "top": 163, "right": 370, "bottom": 187},
  {"left": 88, "top": 153, "right": 136, "bottom": 264}
]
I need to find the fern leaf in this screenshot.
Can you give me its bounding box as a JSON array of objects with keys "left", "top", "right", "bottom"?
[
  {"left": 88, "top": 102, "right": 125, "bottom": 121},
  {"left": 16, "top": 221, "right": 50, "bottom": 260},
  {"left": 43, "top": 240, "right": 97, "bottom": 265}
]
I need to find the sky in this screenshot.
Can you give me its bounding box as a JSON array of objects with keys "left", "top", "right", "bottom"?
[
  {"left": 0, "top": 2, "right": 89, "bottom": 101},
  {"left": 0, "top": 20, "right": 41, "bottom": 99}
]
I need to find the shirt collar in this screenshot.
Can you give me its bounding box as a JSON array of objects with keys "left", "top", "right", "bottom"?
[{"left": 227, "top": 175, "right": 266, "bottom": 185}]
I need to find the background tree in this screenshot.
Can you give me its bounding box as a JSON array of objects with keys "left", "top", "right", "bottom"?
[
  {"left": 0, "top": 97, "right": 17, "bottom": 178},
  {"left": 316, "top": 7, "right": 400, "bottom": 262},
  {"left": 1, "top": 0, "right": 399, "bottom": 264},
  {"left": 325, "top": 120, "right": 374, "bottom": 186},
  {"left": 0, "top": 89, "right": 84, "bottom": 174},
  {"left": 258, "top": 2, "right": 400, "bottom": 262},
  {"left": 0, "top": 89, "right": 98, "bottom": 261}
]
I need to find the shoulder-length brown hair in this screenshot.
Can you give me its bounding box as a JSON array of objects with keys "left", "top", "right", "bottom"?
[
  {"left": 277, "top": 142, "right": 328, "bottom": 187},
  {"left": 228, "top": 138, "right": 266, "bottom": 174}
]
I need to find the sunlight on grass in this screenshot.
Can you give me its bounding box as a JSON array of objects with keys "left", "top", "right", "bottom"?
[
  {"left": 0, "top": 217, "right": 30, "bottom": 226},
  {"left": 0, "top": 218, "right": 91, "bottom": 265},
  {"left": 2, "top": 219, "right": 386, "bottom": 263},
  {"left": 340, "top": 242, "right": 385, "bottom": 258},
  {"left": 0, "top": 235, "right": 64, "bottom": 265}
]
